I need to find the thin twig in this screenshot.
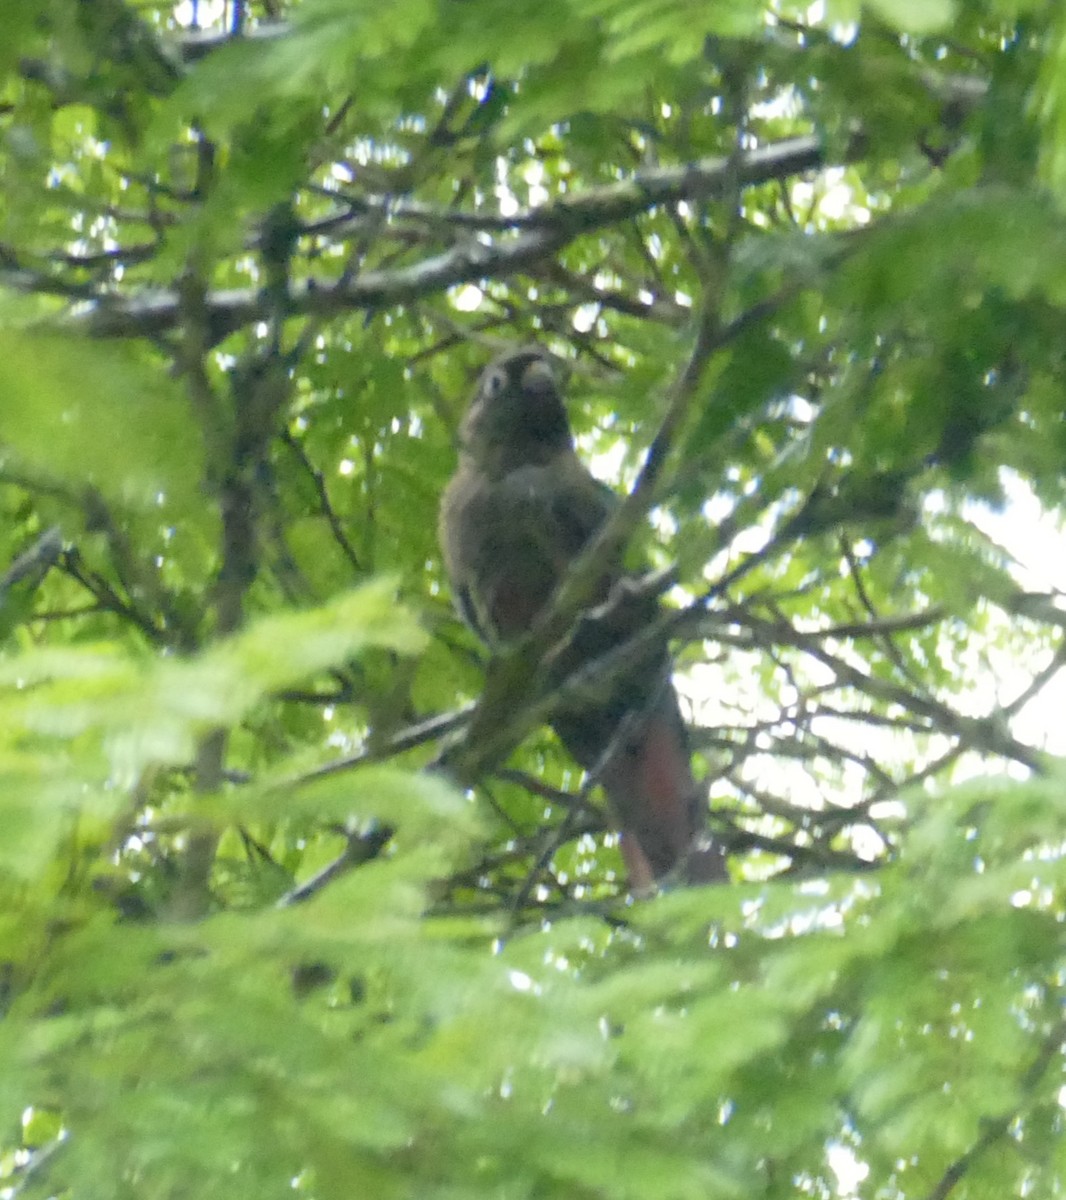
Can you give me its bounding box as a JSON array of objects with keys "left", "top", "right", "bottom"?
[
  {"left": 923, "top": 1020, "right": 1066, "bottom": 1200},
  {"left": 279, "top": 429, "right": 363, "bottom": 573},
  {"left": 276, "top": 824, "right": 393, "bottom": 907}
]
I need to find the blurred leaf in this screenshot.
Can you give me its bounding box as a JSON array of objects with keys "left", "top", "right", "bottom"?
[
  {"left": 867, "top": 0, "right": 954, "bottom": 33},
  {"left": 0, "top": 333, "right": 200, "bottom": 508}
]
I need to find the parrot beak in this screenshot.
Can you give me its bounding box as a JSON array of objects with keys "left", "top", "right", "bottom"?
[{"left": 520, "top": 357, "right": 557, "bottom": 397}]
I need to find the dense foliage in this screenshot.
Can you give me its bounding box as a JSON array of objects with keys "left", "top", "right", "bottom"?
[{"left": 0, "top": 0, "right": 1063, "bottom": 1196}]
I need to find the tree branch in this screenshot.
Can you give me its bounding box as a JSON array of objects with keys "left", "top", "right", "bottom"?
[{"left": 62, "top": 137, "right": 831, "bottom": 342}]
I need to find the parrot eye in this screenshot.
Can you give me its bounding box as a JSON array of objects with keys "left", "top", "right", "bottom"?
[{"left": 482, "top": 367, "right": 507, "bottom": 399}]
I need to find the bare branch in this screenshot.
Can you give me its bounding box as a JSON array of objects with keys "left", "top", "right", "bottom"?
[{"left": 61, "top": 138, "right": 830, "bottom": 342}]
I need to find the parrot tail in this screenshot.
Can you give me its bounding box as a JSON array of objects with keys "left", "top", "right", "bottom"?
[{"left": 600, "top": 698, "right": 728, "bottom": 890}]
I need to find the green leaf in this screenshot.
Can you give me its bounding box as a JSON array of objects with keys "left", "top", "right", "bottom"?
[
  {"left": 0, "top": 332, "right": 202, "bottom": 508},
  {"left": 866, "top": 0, "right": 954, "bottom": 33}
]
